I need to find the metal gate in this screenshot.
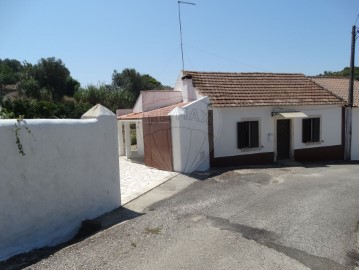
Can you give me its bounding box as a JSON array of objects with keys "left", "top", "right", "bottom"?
[{"left": 143, "top": 116, "right": 173, "bottom": 171}]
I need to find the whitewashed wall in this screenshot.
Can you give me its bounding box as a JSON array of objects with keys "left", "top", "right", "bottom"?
[
  {"left": 173, "top": 73, "right": 205, "bottom": 101},
  {"left": 116, "top": 109, "right": 133, "bottom": 117},
  {"left": 212, "top": 105, "right": 342, "bottom": 159},
  {"left": 0, "top": 113, "right": 120, "bottom": 260},
  {"left": 136, "top": 121, "right": 144, "bottom": 156},
  {"left": 133, "top": 91, "right": 182, "bottom": 113},
  {"left": 212, "top": 107, "right": 274, "bottom": 158},
  {"left": 291, "top": 106, "right": 342, "bottom": 150},
  {"left": 352, "top": 108, "right": 359, "bottom": 160},
  {"left": 170, "top": 97, "right": 210, "bottom": 173}
]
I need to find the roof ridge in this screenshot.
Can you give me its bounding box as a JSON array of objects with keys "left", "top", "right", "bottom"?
[
  {"left": 140, "top": 90, "right": 176, "bottom": 93},
  {"left": 308, "top": 76, "right": 351, "bottom": 80},
  {"left": 184, "top": 70, "right": 305, "bottom": 76}
]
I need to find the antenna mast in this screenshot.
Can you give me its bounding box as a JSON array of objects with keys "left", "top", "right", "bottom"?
[{"left": 178, "top": 1, "right": 196, "bottom": 71}]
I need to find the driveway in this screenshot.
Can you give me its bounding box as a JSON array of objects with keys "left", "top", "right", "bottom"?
[{"left": 21, "top": 163, "right": 359, "bottom": 269}]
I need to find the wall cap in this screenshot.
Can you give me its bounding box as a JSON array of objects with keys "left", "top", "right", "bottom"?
[{"left": 82, "top": 104, "right": 115, "bottom": 119}]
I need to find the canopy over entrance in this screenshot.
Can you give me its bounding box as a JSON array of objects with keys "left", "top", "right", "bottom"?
[{"left": 272, "top": 112, "right": 308, "bottom": 119}]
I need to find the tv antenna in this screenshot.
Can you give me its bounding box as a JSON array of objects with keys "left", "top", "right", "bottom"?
[{"left": 178, "top": 1, "right": 196, "bottom": 71}]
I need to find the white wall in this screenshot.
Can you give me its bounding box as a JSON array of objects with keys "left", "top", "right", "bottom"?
[
  {"left": 136, "top": 121, "right": 144, "bottom": 156},
  {"left": 212, "top": 105, "right": 342, "bottom": 159},
  {"left": 291, "top": 106, "right": 342, "bottom": 150},
  {"left": 116, "top": 109, "right": 133, "bottom": 117},
  {"left": 352, "top": 108, "right": 359, "bottom": 160},
  {"left": 133, "top": 91, "right": 182, "bottom": 113},
  {"left": 182, "top": 77, "right": 197, "bottom": 102},
  {"left": 174, "top": 73, "right": 204, "bottom": 101},
  {"left": 212, "top": 107, "right": 274, "bottom": 158},
  {"left": 170, "top": 97, "right": 210, "bottom": 173},
  {"left": 0, "top": 113, "right": 120, "bottom": 260},
  {"left": 133, "top": 94, "right": 143, "bottom": 113}
]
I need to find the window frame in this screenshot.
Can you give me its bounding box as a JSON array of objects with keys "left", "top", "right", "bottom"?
[
  {"left": 237, "top": 119, "right": 260, "bottom": 150},
  {"left": 302, "top": 117, "right": 321, "bottom": 143}
]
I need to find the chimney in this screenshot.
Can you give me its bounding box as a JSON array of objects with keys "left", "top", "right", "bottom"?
[{"left": 181, "top": 74, "right": 196, "bottom": 102}]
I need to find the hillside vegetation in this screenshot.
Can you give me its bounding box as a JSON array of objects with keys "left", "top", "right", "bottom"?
[
  {"left": 317, "top": 67, "right": 359, "bottom": 80},
  {"left": 0, "top": 58, "right": 170, "bottom": 118}
]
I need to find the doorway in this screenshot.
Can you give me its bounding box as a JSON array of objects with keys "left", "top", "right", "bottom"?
[
  {"left": 277, "top": 119, "right": 291, "bottom": 160},
  {"left": 142, "top": 116, "right": 173, "bottom": 171}
]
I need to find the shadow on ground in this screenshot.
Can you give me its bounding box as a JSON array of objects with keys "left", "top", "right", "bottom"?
[
  {"left": 190, "top": 160, "right": 359, "bottom": 181},
  {"left": 0, "top": 207, "right": 142, "bottom": 270}
]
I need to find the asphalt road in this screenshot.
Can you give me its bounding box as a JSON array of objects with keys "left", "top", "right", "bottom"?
[{"left": 23, "top": 163, "right": 359, "bottom": 269}]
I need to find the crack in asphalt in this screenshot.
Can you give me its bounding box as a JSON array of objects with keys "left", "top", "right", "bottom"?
[{"left": 206, "top": 215, "right": 352, "bottom": 270}]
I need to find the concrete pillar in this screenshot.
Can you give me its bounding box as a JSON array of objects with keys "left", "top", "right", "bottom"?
[
  {"left": 124, "top": 122, "right": 132, "bottom": 159},
  {"left": 136, "top": 121, "right": 144, "bottom": 156},
  {"left": 118, "top": 121, "right": 125, "bottom": 156}
]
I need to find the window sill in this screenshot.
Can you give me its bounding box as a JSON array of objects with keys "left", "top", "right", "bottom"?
[
  {"left": 304, "top": 141, "right": 322, "bottom": 146},
  {"left": 240, "top": 146, "right": 263, "bottom": 152}
]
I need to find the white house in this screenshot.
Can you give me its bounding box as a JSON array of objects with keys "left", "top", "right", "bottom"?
[
  {"left": 310, "top": 76, "right": 359, "bottom": 160},
  {"left": 118, "top": 71, "right": 345, "bottom": 173}
]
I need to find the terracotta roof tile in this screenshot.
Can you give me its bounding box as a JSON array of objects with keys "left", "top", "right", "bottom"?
[
  {"left": 183, "top": 71, "right": 344, "bottom": 107},
  {"left": 118, "top": 102, "right": 187, "bottom": 120},
  {"left": 309, "top": 76, "right": 358, "bottom": 107}
]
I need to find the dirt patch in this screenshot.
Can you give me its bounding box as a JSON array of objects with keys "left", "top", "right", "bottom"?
[{"left": 144, "top": 227, "right": 161, "bottom": 235}]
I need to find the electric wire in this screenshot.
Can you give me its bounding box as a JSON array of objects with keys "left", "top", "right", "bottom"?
[
  {"left": 183, "top": 43, "right": 271, "bottom": 72},
  {"left": 355, "top": 13, "right": 359, "bottom": 26}
]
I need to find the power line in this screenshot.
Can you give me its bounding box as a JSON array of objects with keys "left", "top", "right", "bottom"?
[
  {"left": 355, "top": 13, "right": 359, "bottom": 26},
  {"left": 183, "top": 44, "right": 271, "bottom": 72}
]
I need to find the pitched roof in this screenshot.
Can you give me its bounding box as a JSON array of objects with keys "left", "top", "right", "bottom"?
[
  {"left": 118, "top": 102, "right": 187, "bottom": 120},
  {"left": 183, "top": 71, "right": 344, "bottom": 107},
  {"left": 309, "top": 76, "right": 358, "bottom": 107}
]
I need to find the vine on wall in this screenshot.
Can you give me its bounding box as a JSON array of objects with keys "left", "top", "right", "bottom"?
[{"left": 14, "top": 116, "right": 35, "bottom": 156}]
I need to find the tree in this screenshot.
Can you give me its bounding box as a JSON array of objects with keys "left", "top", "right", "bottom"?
[
  {"left": 112, "top": 68, "right": 171, "bottom": 99},
  {"left": 318, "top": 67, "right": 359, "bottom": 80},
  {"left": 1, "top": 59, "right": 171, "bottom": 118},
  {"left": 17, "top": 62, "right": 40, "bottom": 99},
  {"left": 74, "top": 84, "right": 136, "bottom": 112},
  {"left": 0, "top": 58, "right": 23, "bottom": 86},
  {"left": 18, "top": 57, "right": 80, "bottom": 101},
  {"left": 112, "top": 68, "right": 144, "bottom": 97},
  {"left": 142, "top": 74, "right": 163, "bottom": 90}
]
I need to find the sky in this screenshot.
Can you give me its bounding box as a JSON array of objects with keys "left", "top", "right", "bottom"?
[{"left": 0, "top": 0, "right": 358, "bottom": 87}]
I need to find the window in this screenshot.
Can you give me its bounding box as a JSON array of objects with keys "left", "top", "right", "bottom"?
[
  {"left": 302, "top": 117, "right": 320, "bottom": 143},
  {"left": 237, "top": 121, "right": 259, "bottom": 149}
]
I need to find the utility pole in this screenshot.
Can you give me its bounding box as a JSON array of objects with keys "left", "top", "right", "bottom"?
[
  {"left": 345, "top": 25, "right": 357, "bottom": 160},
  {"left": 178, "top": 1, "right": 196, "bottom": 71},
  {"left": 349, "top": 25, "right": 356, "bottom": 108}
]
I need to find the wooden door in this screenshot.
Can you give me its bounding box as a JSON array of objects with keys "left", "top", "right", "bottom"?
[
  {"left": 143, "top": 117, "right": 173, "bottom": 171},
  {"left": 277, "top": 119, "right": 290, "bottom": 160}
]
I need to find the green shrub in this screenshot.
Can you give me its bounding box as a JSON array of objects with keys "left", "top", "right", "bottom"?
[
  {"left": 74, "top": 84, "right": 136, "bottom": 112},
  {"left": 130, "top": 128, "right": 137, "bottom": 145},
  {"left": 0, "top": 99, "right": 92, "bottom": 119}
]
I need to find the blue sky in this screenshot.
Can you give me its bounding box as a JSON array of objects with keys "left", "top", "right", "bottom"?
[{"left": 0, "top": 0, "right": 358, "bottom": 87}]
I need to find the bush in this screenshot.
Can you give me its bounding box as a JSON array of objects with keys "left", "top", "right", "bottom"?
[
  {"left": 1, "top": 99, "right": 92, "bottom": 119},
  {"left": 0, "top": 106, "right": 15, "bottom": 119},
  {"left": 74, "top": 84, "right": 136, "bottom": 112},
  {"left": 130, "top": 128, "right": 137, "bottom": 145}
]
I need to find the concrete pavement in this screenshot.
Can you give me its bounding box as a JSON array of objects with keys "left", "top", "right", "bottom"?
[
  {"left": 119, "top": 157, "right": 178, "bottom": 205},
  {"left": 17, "top": 163, "right": 359, "bottom": 269}
]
